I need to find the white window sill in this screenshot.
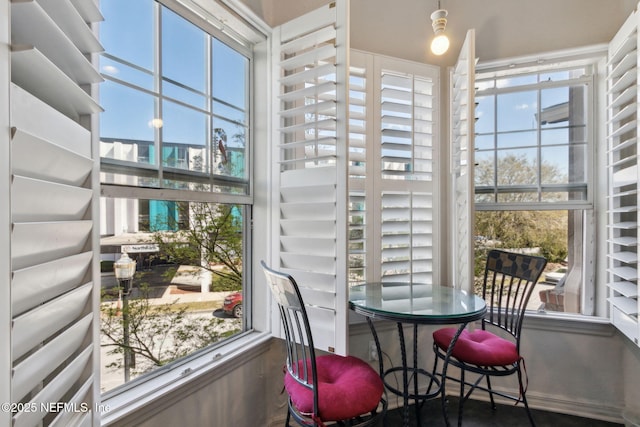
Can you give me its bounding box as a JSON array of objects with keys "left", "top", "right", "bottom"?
[
  {"left": 351, "top": 310, "right": 615, "bottom": 337},
  {"left": 523, "top": 311, "right": 615, "bottom": 336},
  {"left": 100, "top": 330, "right": 272, "bottom": 426}
]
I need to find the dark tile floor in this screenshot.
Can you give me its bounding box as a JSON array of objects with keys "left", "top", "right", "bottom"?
[{"left": 383, "top": 396, "right": 623, "bottom": 427}]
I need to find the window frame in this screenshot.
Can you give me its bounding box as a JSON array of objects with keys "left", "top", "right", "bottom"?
[
  {"left": 98, "top": 0, "right": 270, "bottom": 418},
  {"left": 100, "top": 1, "right": 253, "bottom": 198},
  {"left": 474, "top": 50, "right": 604, "bottom": 318},
  {"left": 474, "top": 66, "right": 595, "bottom": 211}
]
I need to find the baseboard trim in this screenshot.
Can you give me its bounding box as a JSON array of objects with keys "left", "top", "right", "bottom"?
[
  {"left": 457, "top": 388, "right": 625, "bottom": 424},
  {"left": 268, "top": 388, "right": 624, "bottom": 426}
]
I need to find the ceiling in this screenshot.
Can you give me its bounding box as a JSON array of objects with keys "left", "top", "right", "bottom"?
[{"left": 238, "top": 0, "right": 637, "bottom": 66}]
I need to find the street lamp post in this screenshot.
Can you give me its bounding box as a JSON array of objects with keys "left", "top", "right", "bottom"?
[{"left": 114, "top": 252, "right": 136, "bottom": 382}]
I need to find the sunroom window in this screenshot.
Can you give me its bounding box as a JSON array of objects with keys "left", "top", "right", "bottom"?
[
  {"left": 474, "top": 63, "right": 595, "bottom": 315},
  {"left": 98, "top": 0, "right": 251, "bottom": 392}
]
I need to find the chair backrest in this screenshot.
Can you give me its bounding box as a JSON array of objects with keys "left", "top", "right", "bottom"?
[
  {"left": 261, "top": 261, "right": 319, "bottom": 406},
  {"left": 481, "top": 249, "right": 547, "bottom": 342}
]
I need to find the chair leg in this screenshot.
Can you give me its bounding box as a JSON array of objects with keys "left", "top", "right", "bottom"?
[
  {"left": 457, "top": 368, "right": 465, "bottom": 427},
  {"left": 285, "top": 408, "right": 291, "bottom": 427},
  {"left": 517, "top": 367, "right": 536, "bottom": 427},
  {"left": 485, "top": 375, "right": 496, "bottom": 410},
  {"left": 427, "top": 346, "right": 440, "bottom": 396}
]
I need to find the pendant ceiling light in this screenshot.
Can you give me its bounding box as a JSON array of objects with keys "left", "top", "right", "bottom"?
[{"left": 430, "top": 1, "right": 450, "bottom": 56}]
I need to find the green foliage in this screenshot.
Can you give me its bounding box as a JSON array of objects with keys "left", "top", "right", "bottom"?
[
  {"left": 474, "top": 153, "right": 569, "bottom": 264},
  {"left": 210, "top": 272, "right": 241, "bottom": 292},
  {"left": 475, "top": 210, "right": 568, "bottom": 263},
  {"left": 538, "top": 233, "right": 568, "bottom": 263},
  {"left": 151, "top": 203, "right": 243, "bottom": 288}
]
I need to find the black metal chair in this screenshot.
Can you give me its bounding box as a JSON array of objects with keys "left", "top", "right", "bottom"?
[
  {"left": 432, "top": 249, "right": 547, "bottom": 426},
  {"left": 261, "top": 261, "right": 387, "bottom": 427}
]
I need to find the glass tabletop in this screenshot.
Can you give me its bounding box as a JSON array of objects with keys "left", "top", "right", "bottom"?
[{"left": 349, "top": 282, "right": 487, "bottom": 324}]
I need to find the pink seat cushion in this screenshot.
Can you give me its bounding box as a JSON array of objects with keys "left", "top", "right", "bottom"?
[
  {"left": 433, "top": 328, "right": 519, "bottom": 366},
  {"left": 284, "top": 354, "right": 384, "bottom": 421}
]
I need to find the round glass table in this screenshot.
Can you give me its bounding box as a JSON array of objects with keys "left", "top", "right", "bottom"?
[{"left": 349, "top": 282, "right": 487, "bottom": 427}]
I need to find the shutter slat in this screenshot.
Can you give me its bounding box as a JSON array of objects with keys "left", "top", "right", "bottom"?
[
  {"left": 11, "top": 221, "right": 92, "bottom": 270},
  {"left": 12, "top": 251, "right": 92, "bottom": 316},
  {"left": 280, "top": 62, "right": 335, "bottom": 86},
  {"left": 11, "top": 84, "right": 92, "bottom": 157},
  {"left": 280, "top": 201, "right": 336, "bottom": 219},
  {"left": 11, "top": 127, "right": 93, "bottom": 186},
  {"left": 49, "top": 377, "right": 94, "bottom": 427},
  {"left": 34, "top": 0, "right": 103, "bottom": 54},
  {"left": 12, "top": 283, "right": 92, "bottom": 361},
  {"left": 280, "top": 24, "right": 335, "bottom": 55},
  {"left": 11, "top": 48, "right": 102, "bottom": 121},
  {"left": 11, "top": 1, "right": 103, "bottom": 84},
  {"left": 279, "top": 99, "right": 336, "bottom": 118},
  {"left": 12, "top": 314, "right": 92, "bottom": 401},
  {"left": 279, "top": 80, "right": 336, "bottom": 103},
  {"left": 280, "top": 43, "right": 336, "bottom": 72},
  {"left": 281, "top": 236, "right": 336, "bottom": 255},
  {"left": 12, "top": 175, "right": 92, "bottom": 222},
  {"left": 12, "top": 347, "right": 92, "bottom": 427}
]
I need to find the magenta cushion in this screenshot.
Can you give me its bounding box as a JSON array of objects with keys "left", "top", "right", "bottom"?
[
  {"left": 283, "top": 354, "right": 384, "bottom": 421},
  {"left": 433, "top": 328, "right": 520, "bottom": 366}
]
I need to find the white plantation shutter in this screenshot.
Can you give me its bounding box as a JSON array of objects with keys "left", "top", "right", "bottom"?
[
  {"left": 450, "top": 30, "right": 476, "bottom": 292},
  {"left": 378, "top": 60, "right": 438, "bottom": 284},
  {"left": 6, "top": 0, "right": 102, "bottom": 425},
  {"left": 272, "top": 1, "right": 350, "bottom": 354},
  {"left": 347, "top": 51, "right": 371, "bottom": 285},
  {"left": 380, "top": 192, "right": 434, "bottom": 283},
  {"left": 380, "top": 69, "right": 434, "bottom": 181},
  {"left": 606, "top": 10, "right": 640, "bottom": 346},
  {"left": 348, "top": 52, "right": 441, "bottom": 285}
]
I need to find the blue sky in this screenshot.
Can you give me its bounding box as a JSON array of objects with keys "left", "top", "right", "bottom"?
[{"left": 99, "top": 0, "right": 247, "bottom": 150}]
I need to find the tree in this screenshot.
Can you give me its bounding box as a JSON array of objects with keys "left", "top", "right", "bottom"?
[
  {"left": 475, "top": 152, "right": 566, "bottom": 203},
  {"left": 101, "top": 284, "right": 240, "bottom": 376},
  {"left": 474, "top": 153, "right": 569, "bottom": 264},
  {"left": 101, "top": 202, "right": 244, "bottom": 382},
  {"left": 151, "top": 202, "right": 243, "bottom": 290}
]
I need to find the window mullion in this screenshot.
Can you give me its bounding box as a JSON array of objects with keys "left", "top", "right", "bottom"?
[
  {"left": 155, "top": 2, "right": 163, "bottom": 181},
  {"left": 537, "top": 88, "right": 542, "bottom": 202}
]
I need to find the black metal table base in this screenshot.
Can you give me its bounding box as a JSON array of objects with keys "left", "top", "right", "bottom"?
[{"left": 365, "top": 317, "right": 467, "bottom": 427}]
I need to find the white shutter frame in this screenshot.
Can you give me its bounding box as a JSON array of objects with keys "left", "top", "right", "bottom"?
[
  {"left": 351, "top": 52, "right": 440, "bottom": 285},
  {"left": 606, "top": 7, "right": 640, "bottom": 346},
  {"left": 7, "top": 0, "right": 102, "bottom": 423},
  {"left": 271, "top": 1, "right": 350, "bottom": 355},
  {"left": 0, "top": 1, "right": 11, "bottom": 426},
  {"left": 450, "top": 30, "right": 476, "bottom": 292}
]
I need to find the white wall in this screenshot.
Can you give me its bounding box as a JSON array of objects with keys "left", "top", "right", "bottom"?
[
  {"left": 347, "top": 317, "right": 632, "bottom": 423},
  {"left": 105, "top": 340, "right": 288, "bottom": 427}
]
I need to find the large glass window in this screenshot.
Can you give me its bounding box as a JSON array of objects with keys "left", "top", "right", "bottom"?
[
  {"left": 100, "top": 0, "right": 249, "bottom": 194},
  {"left": 474, "top": 64, "right": 594, "bottom": 315},
  {"left": 99, "top": 0, "right": 251, "bottom": 392},
  {"left": 475, "top": 69, "right": 589, "bottom": 205}
]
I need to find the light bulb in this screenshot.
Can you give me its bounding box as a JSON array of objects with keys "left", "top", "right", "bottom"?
[{"left": 431, "top": 33, "right": 450, "bottom": 55}]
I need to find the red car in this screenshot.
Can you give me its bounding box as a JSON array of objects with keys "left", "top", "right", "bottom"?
[{"left": 223, "top": 292, "right": 242, "bottom": 318}]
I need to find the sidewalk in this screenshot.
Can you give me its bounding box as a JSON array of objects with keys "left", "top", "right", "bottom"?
[{"left": 101, "top": 263, "right": 235, "bottom": 308}]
